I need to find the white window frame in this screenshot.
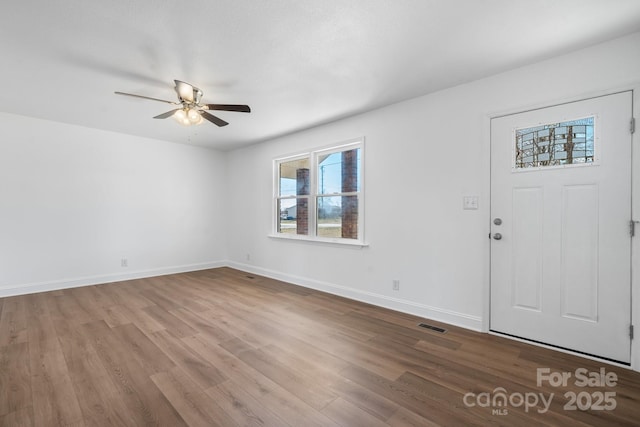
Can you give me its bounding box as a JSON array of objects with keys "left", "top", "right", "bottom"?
[{"left": 271, "top": 138, "right": 366, "bottom": 246}]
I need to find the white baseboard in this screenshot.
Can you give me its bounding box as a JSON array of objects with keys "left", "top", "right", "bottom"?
[
  {"left": 227, "top": 261, "right": 483, "bottom": 332},
  {"left": 0, "top": 260, "right": 482, "bottom": 333},
  {"left": 0, "top": 261, "right": 226, "bottom": 298}
]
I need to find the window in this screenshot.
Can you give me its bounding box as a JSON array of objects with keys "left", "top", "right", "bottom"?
[
  {"left": 515, "top": 116, "right": 595, "bottom": 170},
  {"left": 274, "top": 139, "right": 364, "bottom": 243},
  {"left": 276, "top": 156, "right": 310, "bottom": 235}
]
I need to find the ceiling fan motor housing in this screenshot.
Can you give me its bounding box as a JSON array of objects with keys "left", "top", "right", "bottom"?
[{"left": 174, "top": 80, "right": 203, "bottom": 104}]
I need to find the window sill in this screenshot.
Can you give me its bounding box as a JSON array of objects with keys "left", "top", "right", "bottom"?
[{"left": 268, "top": 233, "right": 369, "bottom": 248}]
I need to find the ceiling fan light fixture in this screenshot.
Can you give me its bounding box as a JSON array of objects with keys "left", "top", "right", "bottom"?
[
  {"left": 172, "top": 108, "right": 204, "bottom": 126},
  {"left": 174, "top": 109, "right": 186, "bottom": 121},
  {"left": 187, "top": 108, "right": 201, "bottom": 123},
  {"left": 173, "top": 108, "right": 193, "bottom": 126}
]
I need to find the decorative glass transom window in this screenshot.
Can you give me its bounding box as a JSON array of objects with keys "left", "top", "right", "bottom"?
[
  {"left": 515, "top": 117, "right": 595, "bottom": 169},
  {"left": 274, "top": 139, "right": 364, "bottom": 244}
]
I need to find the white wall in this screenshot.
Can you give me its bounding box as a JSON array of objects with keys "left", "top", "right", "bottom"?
[
  {"left": 0, "top": 113, "right": 228, "bottom": 296},
  {"left": 226, "top": 32, "right": 640, "bottom": 368}
]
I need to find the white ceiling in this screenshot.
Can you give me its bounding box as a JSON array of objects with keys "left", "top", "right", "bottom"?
[{"left": 2, "top": 1, "right": 640, "bottom": 150}]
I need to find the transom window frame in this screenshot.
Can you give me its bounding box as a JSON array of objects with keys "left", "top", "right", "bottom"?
[
  {"left": 271, "top": 138, "right": 366, "bottom": 246},
  {"left": 511, "top": 114, "right": 599, "bottom": 172}
]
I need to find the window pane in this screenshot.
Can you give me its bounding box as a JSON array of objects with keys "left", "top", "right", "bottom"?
[
  {"left": 317, "top": 148, "right": 360, "bottom": 194},
  {"left": 317, "top": 195, "right": 358, "bottom": 239},
  {"left": 515, "top": 117, "right": 594, "bottom": 169},
  {"left": 278, "top": 198, "right": 308, "bottom": 235},
  {"left": 279, "top": 158, "right": 310, "bottom": 196}
]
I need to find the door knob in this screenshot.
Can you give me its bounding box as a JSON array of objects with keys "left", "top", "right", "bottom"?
[{"left": 493, "top": 233, "right": 502, "bottom": 240}]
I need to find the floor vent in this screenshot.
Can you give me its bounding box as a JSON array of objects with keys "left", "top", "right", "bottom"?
[
  {"left": 418, "top": 323, "right": 447, "bottom": 333},
  {"left": 246, "top": 275, "right": 255, "bottom": 279}
]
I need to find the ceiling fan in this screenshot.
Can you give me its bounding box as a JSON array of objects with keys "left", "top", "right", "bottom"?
[{"left": 115, "top": 80, "right": 250, "bottom": 127}]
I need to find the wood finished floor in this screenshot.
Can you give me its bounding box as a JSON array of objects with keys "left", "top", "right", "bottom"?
[{"left": 1, "top": 267, "right": 639, "bottom": 426}]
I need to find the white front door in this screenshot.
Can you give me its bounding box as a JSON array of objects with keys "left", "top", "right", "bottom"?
[{"left": 490, "top": 91, "right": 633, "bottom": 363}]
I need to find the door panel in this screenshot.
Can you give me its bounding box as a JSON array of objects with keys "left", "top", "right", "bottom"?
[
  {"left": 490, "top": 92, "right": 632, "bottom": 363},
  {"left": 512, "top": 187, "right": 543, "bottom": 311},
  {"left": 561, "top": 184, "right": 598, "bottom": 321}
]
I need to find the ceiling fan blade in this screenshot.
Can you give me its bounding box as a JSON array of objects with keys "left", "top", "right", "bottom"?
[
  {"left": 204, "top": 104, "right": 251, "bottom": 113},
  {"left": 115, "top": 91, "right": 178, "bottom": 105},
  {"left": 201, "top": 111, "right": 229, "bottom": 127},
  {"left": 153, "top": 109, "right": 180, "bottom": 119}
]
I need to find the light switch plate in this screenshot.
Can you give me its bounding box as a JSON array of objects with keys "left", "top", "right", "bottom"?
[{"left": 463, "top": 196, "right": 479, "bottom": 210}]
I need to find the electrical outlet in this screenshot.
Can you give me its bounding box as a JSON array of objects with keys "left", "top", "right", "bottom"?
[
  {"left": 121, "top": 258, "right": 128, "bottom": 267},
  {"left": 392, "top": 279, "right": 400, "bottom": 291},
  {"left": 246, "top": 253, "right": 251, "bottom": 261}
]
